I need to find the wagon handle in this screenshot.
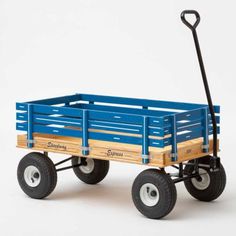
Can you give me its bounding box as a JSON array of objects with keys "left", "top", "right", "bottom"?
[
  {"left": 181, "top": 10, "right": 200, "bottom": 31},
  {"left": 181, "top": 10, "right": 219, "bottom": 169}
]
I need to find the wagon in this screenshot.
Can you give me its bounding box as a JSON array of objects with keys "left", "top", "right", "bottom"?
[{"left": 16, "top": 10, "right": 226, "bottom": 219}]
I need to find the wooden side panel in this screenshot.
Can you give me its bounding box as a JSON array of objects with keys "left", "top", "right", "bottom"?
[{"left": 17, "top": 134, "right": 216, "bottom": 167}]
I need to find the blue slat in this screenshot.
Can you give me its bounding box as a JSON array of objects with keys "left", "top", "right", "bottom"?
[
  {"left": 16, "top": 103, "right": 28, "bottom": 111},
  {"left": 33, "top": 114, "right": 82, "bottom": 127},
  {"left": 16, "top": 122, "right": 28, "bottom": 131},
  {"left": 79, "top": 94, "right": 214, "bottom": 111},
  {"left": 74, "top": 103, "right": 176, "bottom": 117},
  {"left": 208, "top": 106, "right": 220, "bottom": 114},
  {"left": 209, "top": 126, "right": 220, "bottom": 134},
  {"left": 29, "top": 94, "right": 79, "bottom": 105},
  {"left": 149, "top": 139, "right": 165, "bottom": 148},
  {"left": 33, "top": 125, "right": 82, "bottom": 138},
  {"left": 89, "top": 120, "right": 142, "bottom": 134},
  {"left": 33, "top": 105, "right": 83, "bottom": 117},
  {"left": 88, "top": 132, "right": 141, "bottom": 145},
  {"left": 178, "top": 125, "right": 203, "bottom": 134},
  {"left": 149, "top": 116, "right": 170, "bottom": 127},
  {"left": 16, "top": 112, "right": 27, "bottom": 121},
  {"left": 177, "top": 118, "right": 202, "bottom": 129},
  {"left": 178, "top": 123, "right": 202, "bottom": 133},
  {"left": 88, "top": 110, "right": 143, "bottom": 125},
  {"left": 149, "top": 127, "right": 164, "bottom": 137},
  {"left": 209, "top": 116, "right": 220, "bottom": 124},
  {"left": 175, "top": 109, "right": 203, "bottom": 121},
  {"left": 177, "top": 130, "right": 203, "bottom": 143}
]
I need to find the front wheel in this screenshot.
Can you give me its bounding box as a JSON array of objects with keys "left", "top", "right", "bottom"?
[
  {"left": 184, "top": 157, "right": 226, "bottom": 202},
  {"left": 132, "top": 169, "right": 177, "bottom": 219},
  {"left": 17, "top": 152, "right": 57, "bottom": 199}
]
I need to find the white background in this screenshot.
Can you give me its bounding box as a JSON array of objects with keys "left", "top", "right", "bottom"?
[{"left": 0, "top": 0, "right": 236, "bottom": 235}]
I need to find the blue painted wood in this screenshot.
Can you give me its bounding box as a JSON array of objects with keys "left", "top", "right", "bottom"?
[
  {"left": 88, "top": 132, "right": 142, "bottom": 146},
  {"left": 16, "top": 103, "right": 28, "bottom": 111},
  {"left": 170, "top": 115, "right": 178, "bottom": 161},
  {"left": 209, "top": 116, "right": 220, "bottom": 124},
  {"left": 149, "top": 127, "right": 167, "bottom": 137},
  {"left": 177, "top": 130, "right": 203, "bottom": 143},
  {"left": 16, "top": 93, "right": 221, "bottom": 164},
  {"left": 73, "top": 103, "right": 176, "bottom": 117},
  {"left": 88, "top": 110, "right": 143, "bottom": 125},
  {"left": 177, "top": 118, "right": 202, "bottom": 129},
  {"left": 34, "top": 125, "right": 82, "bottom": 138},
  {"left": 82, "top": 110, "right": 89, "bottom": 155},
  {"left": 33, "top": 114, "right": 82, "bottom": 127},
  {"left": 149, "top": 116, "right": 170, "bottom": 127},
  {"left": 27, "top": 104, "right": 33, "bottom": 148},
  {"left": 164, "top": 126, "right": 219, "bottom": 146},
  {"left": 16, "top": 122, "right": 28, "bottom": 131},
  {"left": 175, "top": 108, "right": 203, "bottom": 122},
  {"left": 79, "top": 94, "right": 220, "bottom": 112},
  {"left": 149, "top": 139, "right": 165, "bottom": 148},
  {"left": 202, "top": 108, "right": 209, "bottom": 152},
  {"left": 16, "top": 112, "right": 27, "bottom": 121},
  {"left": 209, "top": 126, "right": 220, "bottom": 134},
  {"left": 29, "top": 94, "right": 79, "bottom": 105},
  {"left": 178, "top": 124, "right": 203, "bottom": 134},
  {"left": 33, "top": 104, "right": 83, "bottom": 117},
  {"left": 142, "top": 116, "right": 149, "bottom": 164},
  {"left": 89, "top": 120, "right": 142, "bottom": 135}
]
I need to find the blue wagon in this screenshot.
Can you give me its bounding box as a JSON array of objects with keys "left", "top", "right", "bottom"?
[{"left": 16, "top": 11, "right": 226, "bottom": 219}]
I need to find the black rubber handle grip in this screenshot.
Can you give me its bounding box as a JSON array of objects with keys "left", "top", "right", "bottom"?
[{"left": 181, "top": 10, "right": 200, "bottom": 30}]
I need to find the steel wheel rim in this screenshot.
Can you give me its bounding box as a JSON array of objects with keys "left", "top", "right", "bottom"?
[
  {"left": 139, "top": 183, "right": 159, "bottom": 207},
  {"left": 79, "top": 158, "right": 95, "bottom": 174},
  {"left": 24, "top": 166, "right": 41, "bottom": 187},
  {"left": 191, "top": 168, "right": 210, "bottom": 190}
]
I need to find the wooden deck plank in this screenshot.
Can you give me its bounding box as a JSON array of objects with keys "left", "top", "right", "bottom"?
[{"left": 17, "top": 133, "right": 217, "bottom": 167}]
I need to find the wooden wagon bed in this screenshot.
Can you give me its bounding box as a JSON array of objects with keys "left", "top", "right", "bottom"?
[
  {"left": 16, "top": 94, "right": 220, "bottom": 167},
  {"left": 17, "top": 133, "right": 216, "bottom": 167}
]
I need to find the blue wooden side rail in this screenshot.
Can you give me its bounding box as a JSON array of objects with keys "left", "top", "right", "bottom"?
[{"left": 16, "top": 94, "right": 220, "bottom": 164}]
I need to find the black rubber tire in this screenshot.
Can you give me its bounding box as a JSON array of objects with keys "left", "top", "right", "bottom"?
[
  {"left": 17, "top": 152, "right": 57, "bottom": 199},
  {"left": 72, "top": 156, "right": 109, "bottom": 184},
  {"left": 132, "top": 169, "right": 177, "bottom": 219},
  {"left": 184, "top": 156, "right": 226, "bottom": 202}
]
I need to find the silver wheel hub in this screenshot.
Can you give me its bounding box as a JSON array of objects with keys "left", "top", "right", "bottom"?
[
  {"left": 191, "top": 168, "right": 210, "bottom": 190},
  {"left": 139, "top": 183, "right": 159, "bottom": 207},
  {"left": 79, "top": 158, "right": 95, "bottom": 174},
  {"left": 24, "top": 166, "right": 41, "bottom": 187}
]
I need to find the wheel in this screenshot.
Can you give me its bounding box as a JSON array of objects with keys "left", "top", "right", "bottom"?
[
  {"left": 72, "top": 156, "right": 109, "bottom": 184},
  {"left": 132, "top": 169, "right": 177, "bottom": 219},
  {"left": 184, "top": 156, "right": 226, "bottom": 201},
  {"left": 17, "top": 152, "right": 57, "bottom": 199}
]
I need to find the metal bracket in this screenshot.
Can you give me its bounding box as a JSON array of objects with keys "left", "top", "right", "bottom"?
[
  {"left": 171, "top": 153, "right": 178, "bottom": 161},
  {"left": 81, "top": 146, "right": 91, "bottom": 151},
  {"left": 141, "top": 154, "right": 150, "bottom": 164},
  {"left": 202, "top": 144, "right": 209, "bottom": 151},
  {"left": 27, "top": 139, "right": 35, "bottom": 144},
  {"left": 141, "top": 154, "right": 149, "bottom": 160}
]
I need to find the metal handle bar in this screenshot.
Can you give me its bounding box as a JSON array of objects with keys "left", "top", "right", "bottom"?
[
  {"left": 181, "top": 10, "right": 200, "bottom": 31},
  {"left": 181, "top": 10, "right": 219, "bottom": 168}
]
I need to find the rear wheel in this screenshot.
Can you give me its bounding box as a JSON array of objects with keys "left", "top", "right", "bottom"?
[
  {"left": 184, "top": 156, "right": 226, "bottom": 201},
  {"left": 17, "top": 152, "right": 57, "bottom": 199},
  {"left": 132, "top": 169, "right": 177, "bottom": 219},
  {"left": 72, "top": 157, "right": 109, "bottom": 184}
]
